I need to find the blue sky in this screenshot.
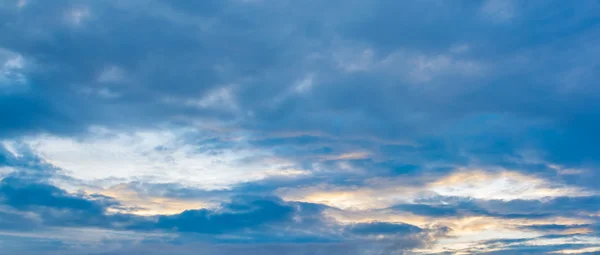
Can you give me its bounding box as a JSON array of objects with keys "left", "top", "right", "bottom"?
[{"left": 1, "top": 0, "right": 600, "bottom": 254}]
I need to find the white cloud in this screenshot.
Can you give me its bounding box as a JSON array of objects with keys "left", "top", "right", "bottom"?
[
  {"left": 382, "top": 51, "right": 484, "bottom": 83},
  {"left": 329, "top": 208, "right": 593, "bottom": 255},
  {"left": 294, "top": 74, "right": 315, "bottom": 93},
  {"left": 334, "top": 48, "right": 375, "bottom": 73},
  {"left": 551, "top": 246, "right": 600, "bottom": 254},
  {"left": 17, "top": 0, "right": 28, "bottom": 8},
  {"left": 429, "top": 169, "right": 591, "bottom": 200},
  {"left": 20, "top": 128, "right": 304, "bottom": 190},
  {"left": 277, "top": 183, "right": 425, "bottom": 210},
  {"left": 98, "top": 183, "right": 213, "bottom": 215},
  {"left": 332, "top": 45, "right": 484, "bottom": 84},
  {"left": 65, "top": 7, "right": 90, "bottom": 26},
  {"left": 480, "top": 0, "right": 515, "bottom": 23},
  {"left": 2, "top": 140, "right": 22, "bottom": 158},
  {"left": 449, "top": 44, "right": 470, "bottom": 54},
  {"left": 0, "top": 167, "right": 15, "bottom": 179},
  {"left": 0, "top": 49, "right": 27, "bottom": 88},
  {"left": 97, "top": 87, "right": 121, "bottom": 98},
  {"left": 270, "top": 74, "right": 318, "bottom": 107},
  {"left": 187, "top": 86, "right": 238, "bottom": 111},
  {"left": 97, "top": 65, "right": 126, "bottom": 83},
  {"left": 280, "top": 168, "right": 591, "bottom": 211},
  {"left": 81, "top": 87, "right": 121, "bottom": 99}
]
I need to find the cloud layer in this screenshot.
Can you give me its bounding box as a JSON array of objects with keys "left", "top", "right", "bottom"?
[{"left": 1, "top": 0, "right": 600, "bottom": 254}]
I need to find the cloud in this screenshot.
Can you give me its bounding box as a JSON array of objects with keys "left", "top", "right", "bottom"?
[
  {"left": 130, "top": 197, "right": 297, "bottom": 235},
  {"left": 0, "top": 174, "right": 438, "bottom": 254},
  {"left": 429, "top": 169, "right": 591, "bottom": 200},
  {"left": 20, "top": 128, "right": 304, "bottom": 190},
  {"left": 86, "top": 242, "right": 416, "bottom": 255},
  {"left": 551, "top": 247, "right": 600, "bottom": 254},
  {"left": 479, "top": 0, "right": 516, "bottom": 23},
  {"left": 0, "top": 177, "right": 115, "bottom": 212},
  {"left": 1, "top": 0, "right": 600, "bottom": 254},
  {"left": 348, "top": 222, "right": 422, "bottom": 236},
  {"left": 0, "top": 48, "right": 27, "bottom": 89}
]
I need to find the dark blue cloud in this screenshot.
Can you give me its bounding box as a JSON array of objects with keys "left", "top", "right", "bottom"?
[
  {"left": 133, "top": 197, "right": 295, "bottom": 234},
  {"left": 0, "top": 177, "right": 305, "bottom": 235},
  {"left": 0, "top": 144, "right": 58, "bottom": 180},
  {"left": 0, "top": 177, "right": 112, "bottom": 211},
  {"left": 348, "top": 222, "right": 421, "bottom": 236},
  {"left": 0, "top": 234, "right": 69, "bottom": 255},
  {"left": 0, "top": 210, "right": 39, "bottom": 231},
  {"left": 392, "top": 200, "right": 551, "bottom": 220},
  {"left": 400, "top": 195, "right": 600, "bottom": 221},
  {"left": 0, "top": 174, "right": 437, "bottom": 253},
  {"left": 0, "top": 176, "right": 136, "bottom": 229}
]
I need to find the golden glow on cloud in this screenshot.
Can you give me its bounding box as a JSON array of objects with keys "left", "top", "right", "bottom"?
[
  {"left": 5, "top": 132, "right": 596, "bottom": 253},
  {"left": 429, "top": 169, "right": 589, "bottom": 200},
  {"left": 278, "top": 184, "right": 423, "bottom": 210},
  {"left": 280, "top": 168, "right": 591, "bottom": 212},
  {"left": 323, "top": 208, "right": 431, "bottom": 227},
  {"left": 326, "top": 206, "right": 590, "bottom": 229},
  {"left": 321, "top": 152, "right": 371, "bottom": 161},
  {"left": 551, "top": 247, "right": 600, "bottom": 254},
  {"left": 98, "top": 184, "right": 212, "bottom": 216},
  {"left": 323, "top": 206, "right": 595, "bottom": 255}
]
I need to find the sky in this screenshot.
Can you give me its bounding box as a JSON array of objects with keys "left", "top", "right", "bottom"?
[{"left": 1, "top": 0, "right": 600, "bottom": 254}]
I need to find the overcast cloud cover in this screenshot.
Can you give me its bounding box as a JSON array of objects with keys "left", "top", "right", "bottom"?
[{"left": 1, "top": 0, "right": 600, "bottom": 254}]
